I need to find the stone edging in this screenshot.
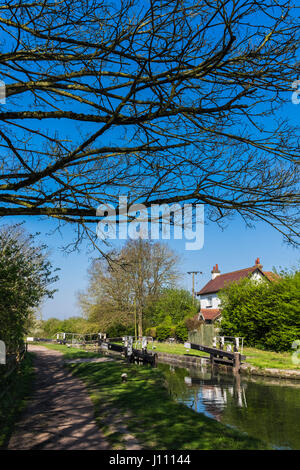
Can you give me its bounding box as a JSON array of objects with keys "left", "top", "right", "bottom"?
[
  {"left": 156, "top": 351, "right": 208, "bottom": 366},
  {"left": 240, "top": 363, "right": 300, "bottom": 380}
]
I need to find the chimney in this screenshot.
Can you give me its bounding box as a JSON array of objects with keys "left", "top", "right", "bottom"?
[
  {"left": 211, "top": 264, "right": 221, "bottom": 280},
  {"left": 254, "top": 257, "right": 263, "bottom": 269}
]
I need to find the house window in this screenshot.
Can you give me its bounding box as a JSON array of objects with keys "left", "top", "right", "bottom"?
[{"left": 206, "top": 296, "right": 212, "bottom": 308}]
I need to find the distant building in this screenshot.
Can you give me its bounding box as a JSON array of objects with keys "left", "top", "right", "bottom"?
[{"left": 197, "top": 258, "right": 277, "bottom": 324}]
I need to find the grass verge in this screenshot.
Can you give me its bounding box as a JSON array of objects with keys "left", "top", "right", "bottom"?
[
  {"left": 0, "top": 353, "right": 35, "bottom": 449},
  {"left": 41, "top": 343, "right": 268, "bottom": 449},
  {"left": 242, "top": 347, "right": 300, "bottom": 370},
  {"left": 149, "top": 341, "right": 209, "bottom": 358}
]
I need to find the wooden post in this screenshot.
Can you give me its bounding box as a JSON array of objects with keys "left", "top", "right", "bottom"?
[
  {"left": 153, "top": 353, "right": 157, "bottom": 367},
  {"left": 233, "top": 352, "right": 241, "bottom": 373}
]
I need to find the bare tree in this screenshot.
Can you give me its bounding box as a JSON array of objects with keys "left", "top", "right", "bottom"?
[
  {"left": 78, "top": 240, "right": 179, "bottom": 335},
  {"left": 0, "top": 0, "right": 299, "bottom": 245}
]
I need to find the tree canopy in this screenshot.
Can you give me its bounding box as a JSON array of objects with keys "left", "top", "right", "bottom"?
[
  {"left": 0, "top": 0, "right": 299, "bottom": 246},
  {"left": 145, "top": 288, "right": 199, "bottom": 326},
  {"left": 0, "top": 224, "right": 58, "bottom": 353}
]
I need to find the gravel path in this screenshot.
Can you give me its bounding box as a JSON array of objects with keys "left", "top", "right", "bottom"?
[{"left": 8, "top": 345, "right": 109, "bottom": 450}]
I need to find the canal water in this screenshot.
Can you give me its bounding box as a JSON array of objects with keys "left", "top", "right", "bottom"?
[{"left": 158, "top": 360, "right": 300, "bottom": 449}]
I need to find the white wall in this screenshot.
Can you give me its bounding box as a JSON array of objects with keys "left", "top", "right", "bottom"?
[
  {"left": 200, "top": 294, "right": 221, "bottom": 309},
  {"left": 251, "top": 271, "right": 265, "bottom": 281}
]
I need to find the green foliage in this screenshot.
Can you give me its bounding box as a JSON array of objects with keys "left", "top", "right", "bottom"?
[
  {"left": 219, "top": 270, "right": 300, "bottom": 352},
  {"left": 0, "top": 224, "right": 58, "bottom": 354},
  {"left": 40, "top": 317, "right": 64, "bottom": 337},
  {"left": 144, "top": 289, "right": 200, "bottom": 342},
  {"left": 156, "top": 323, "right": 176, "bottom": 341},
  {"left": 145, "top": 327, "right": 157, "bottom": 338},
  {"left": 39, "top": 317, "right": 102, "bottom": 338},
  {"left": 145, "top": 288, "right": 199, "bottom": 326},
  {"left": 175, "top": 321, "right": 189, "bottom": 342},
  {"left": 106, "top": 322, "right": 135, "bottom": 338}
]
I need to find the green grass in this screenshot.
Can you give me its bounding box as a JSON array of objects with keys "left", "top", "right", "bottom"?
[
  {"left": 0, "top": 353, "right": 35, "bottom": 449},
  {"left": 40, "top": 343, "right": 268, "bottom": 449},
  {"left": 149, "top": 341, "right": 210, "bottom": 357},
  {"left": 243, "top": 347, "right": 300, "bottom": 370}
]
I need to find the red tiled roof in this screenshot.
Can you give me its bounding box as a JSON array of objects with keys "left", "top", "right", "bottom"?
[
  {"left": 263, "top": 271, "right": 280, "bottom": 282},
  {"left": 197, "top": 266, "right": 276, "bottom": 295},
  {"left": 200, "top": 309, "right": 221, "bottom": 321},
  {"left": 197, "top": 266, "right": 257, "bottom": 295}
]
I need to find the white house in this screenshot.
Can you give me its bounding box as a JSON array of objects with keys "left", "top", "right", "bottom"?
[{"left": 196, "top": 258, "right": 277, "bottom": 323}]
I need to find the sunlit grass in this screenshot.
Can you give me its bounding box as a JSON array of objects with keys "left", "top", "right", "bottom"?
[
  {"left": 243, "top": 347, "right": 300, "bottom": 370},
  {"left": 149, "top": 341, "right": 210, "bottom": 358}
]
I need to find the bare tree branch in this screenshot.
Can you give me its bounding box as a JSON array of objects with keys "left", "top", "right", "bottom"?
[{"left": 0, "top": 0, "right": 298, "bottom": 245}]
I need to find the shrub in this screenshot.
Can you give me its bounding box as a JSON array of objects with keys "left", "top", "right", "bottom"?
[
  {"left": 106, "top": 322, "right": 135, "bottom": 338},
  {"left": 185, "top": 315, "right": 203, "bottom": 331},
  {"left": 145, "top": 327, "right": 157, "bottom": 339},
  {"left": 156, "top": 324, "right": 173, "bottom": 341},
  {"left": 175, "top": 321, "right": 189, "bottom": 342},
  {"left": 145, "top": 288, "right": 199, "bottom": 325}
]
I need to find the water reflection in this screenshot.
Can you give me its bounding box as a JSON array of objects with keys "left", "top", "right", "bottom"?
[{"left": 158, "top": 362, "right": 300, "bottom": 449}]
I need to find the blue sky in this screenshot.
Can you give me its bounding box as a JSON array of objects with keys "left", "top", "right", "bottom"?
[{"left": 2, "top": 212, "right": 297, "bottom": 320}]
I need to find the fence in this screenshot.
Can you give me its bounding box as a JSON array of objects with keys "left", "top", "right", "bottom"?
[{"left": 188, "top": 324, "right": 216, "bottom": 347}]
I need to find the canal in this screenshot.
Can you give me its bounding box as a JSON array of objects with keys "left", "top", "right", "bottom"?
[{"left": 158, "top": 360, "right": 300, "bottom": 449}]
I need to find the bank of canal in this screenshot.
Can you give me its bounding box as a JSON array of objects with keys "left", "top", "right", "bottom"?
[{"left": 158, "top": 361, "right": 300, "bottom": 450}]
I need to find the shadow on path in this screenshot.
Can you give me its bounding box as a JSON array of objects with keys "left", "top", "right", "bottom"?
[{"left": 8, "top": 345, "right": 109, "bottom": 450}]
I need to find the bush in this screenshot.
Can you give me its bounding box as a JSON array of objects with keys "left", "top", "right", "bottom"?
[
  {"left": 145, "top": 288, "right": 199, "bottom": 326},
  {"left": 145, "top": 327, "right": 157, "bottom": 339},
  {"left": 156, "top": 324, "right": 175, "bottom": 341},
  {"left": 185, "top": 315, "right": 203, "bottom": 331},
  {"left": 106, "top": 322, "right": 135, "bottom": 338},
  {"left": 219, "top": 270, "right": 300, "bottom": 352},
  {"left": 175, "top": 321, "right": 188, "bottom": 342}
]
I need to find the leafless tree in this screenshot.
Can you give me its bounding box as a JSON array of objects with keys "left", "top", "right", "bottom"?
[
  {"left": 78, "top": 239, "right": 179, "bottom": 335},
  {"left": 0, "top": 0, "right": 299, "bottom": 246}
]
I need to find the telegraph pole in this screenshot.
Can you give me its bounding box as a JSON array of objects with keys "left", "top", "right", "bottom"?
[{"left": 187, "top": 271, "right": 202, "bottom": 305}]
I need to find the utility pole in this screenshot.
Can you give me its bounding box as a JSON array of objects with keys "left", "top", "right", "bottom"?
[
  {"left": 137, "top": 238, "right": 143, "bottom": 338},
  {"left": 187, "top": 271, "right": 202, "bottom": 305},
  {"left": 134, "top": 297, "right": 137, "bottom": 339}
]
